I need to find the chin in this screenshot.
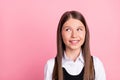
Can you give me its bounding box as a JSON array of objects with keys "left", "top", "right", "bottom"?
[{"left": 70, "top": 46, "right": 80, "bottom": 50}]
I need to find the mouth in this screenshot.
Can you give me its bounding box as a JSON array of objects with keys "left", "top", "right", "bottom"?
[{"left": 69, "top": 40, "right": 80, "bottom": 45}]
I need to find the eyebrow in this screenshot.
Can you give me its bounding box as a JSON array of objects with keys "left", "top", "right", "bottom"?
[
  {"left": 78, "top": 26, "right": 85, "bottom": 29},
  {"left": 62, "top": 25, "right": 85, "bottom": 29}
]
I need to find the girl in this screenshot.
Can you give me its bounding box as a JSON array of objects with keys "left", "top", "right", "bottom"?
[{"left": 44, "top": 11, "right": 106, "bottom": 80}]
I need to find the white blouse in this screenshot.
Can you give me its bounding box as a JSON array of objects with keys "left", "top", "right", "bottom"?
[{"left": 44, "top": 52, "right": 106, "bottom": 80}]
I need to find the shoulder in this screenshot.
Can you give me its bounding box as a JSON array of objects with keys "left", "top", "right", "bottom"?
[
  {"left": 44, "top": 58, "right": 55, "bottom": 72},
  {"left": 92, "top": 56, "right": 106, "bottom": 80},
  {"left": 92, "top": 56, "right": 103, "bottom": 66},
  {"left": 92, "top": 56, "right": 105, "bottom": 70},
  {"left": 46, "top": 58, "right": 55, "bottom": 66},
  {"left": 44, "top": 58, "right": 55, "bottom": 79}
]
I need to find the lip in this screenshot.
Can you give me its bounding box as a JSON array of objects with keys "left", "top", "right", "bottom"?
[{"left": 69, "top": 40, "right": 80, "bottom": 45}]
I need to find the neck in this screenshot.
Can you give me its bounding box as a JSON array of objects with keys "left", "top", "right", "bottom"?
[{"left": 65, "top": 48, "right": 81, "bottom": 62}]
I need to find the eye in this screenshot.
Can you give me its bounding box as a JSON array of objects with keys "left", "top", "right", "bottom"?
[
  {"left": 77, "top": 28, "right": 83, "bottom": 31},
  {"left": 65, "top": 28, "right": 71, "bottom": 31}
]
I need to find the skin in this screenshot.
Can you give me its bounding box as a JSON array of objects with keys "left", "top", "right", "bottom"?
[{"left": 62, "top": 18, "right": 86, "bottom": 61}]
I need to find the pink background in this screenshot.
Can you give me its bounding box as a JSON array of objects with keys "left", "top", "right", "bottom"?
[{"left": 0, "top": 0, "right": 120, "bottom": 80}]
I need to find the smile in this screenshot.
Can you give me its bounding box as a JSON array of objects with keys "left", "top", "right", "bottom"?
[{"left": 69, "top": 40, "right": 80, "bottom": 45}]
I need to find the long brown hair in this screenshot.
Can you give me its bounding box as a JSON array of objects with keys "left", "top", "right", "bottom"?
[{"left": 52, "top": 11, "right": 95, "bottom": 80}]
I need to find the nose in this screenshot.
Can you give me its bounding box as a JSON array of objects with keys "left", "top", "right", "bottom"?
[{"left": 71, "top": 30, "right": 78, "bottom": 38}]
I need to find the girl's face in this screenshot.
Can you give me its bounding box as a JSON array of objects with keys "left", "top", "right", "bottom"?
[{"left": 62, "top": 18, "right": 86, "bottom": 51}]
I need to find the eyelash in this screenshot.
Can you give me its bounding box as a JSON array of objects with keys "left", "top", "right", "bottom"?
[
  {"left": 77, "top": 28, "right": 82, "bottom": 31},
  {"left": 66, "top": 28, "right": 71, "bottom": 31},
  {"left": 65, "top": 28, "right": 83, "bottom": 31}
]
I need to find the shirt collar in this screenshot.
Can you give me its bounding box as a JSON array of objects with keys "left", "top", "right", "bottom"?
[{"left": 63, "top": 50, "right": 84, "bottom": 63}]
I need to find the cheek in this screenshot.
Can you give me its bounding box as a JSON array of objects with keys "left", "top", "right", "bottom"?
[
  {"left": 62, "top": 32, "right": 70, "bottom": 42},
  {"left": 79, "top": 32, "right": 86, "bottom": 39},
  {"left": 62, "top": 34, "right": 69, "bottom": 41}
]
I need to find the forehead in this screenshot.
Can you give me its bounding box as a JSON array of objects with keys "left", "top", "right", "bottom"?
[{"left": 63, "top": 18, "right": 85, "bottom": 28}]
